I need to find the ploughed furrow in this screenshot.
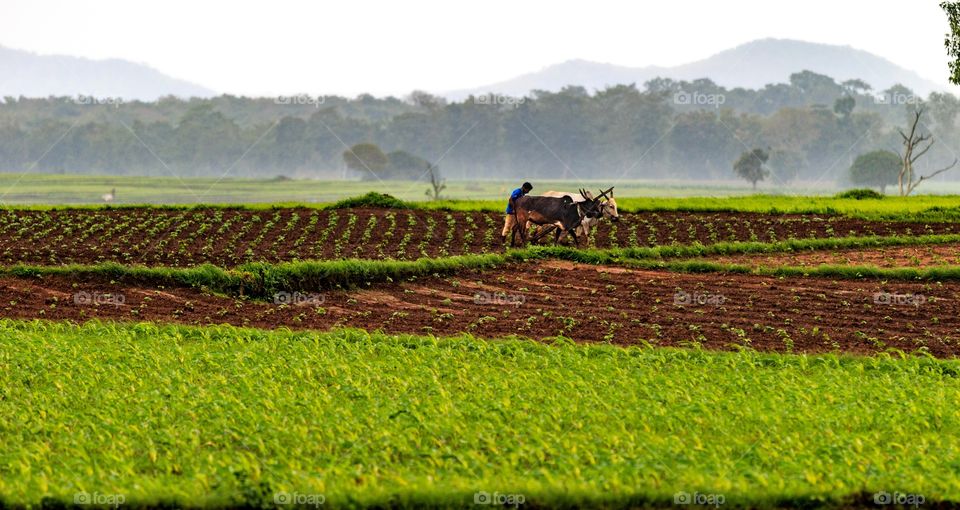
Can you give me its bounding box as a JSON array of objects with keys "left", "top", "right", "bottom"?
[
  {"left": 0, "top": 207, "right": 956, "bottom": 266},
  {"left": 4, "top": 260, "right": 958, "bottom": 357}
]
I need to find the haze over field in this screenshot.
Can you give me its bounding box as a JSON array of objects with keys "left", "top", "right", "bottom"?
[{"left": 3, "top": 0, "right": 960, "bottom": 196}]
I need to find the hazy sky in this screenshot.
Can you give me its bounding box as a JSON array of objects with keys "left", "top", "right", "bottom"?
[{"left": 3, "top": 0, "right": 955, "bottom": 97}]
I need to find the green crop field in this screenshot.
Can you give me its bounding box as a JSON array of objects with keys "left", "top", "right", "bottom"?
[{"left": 1, "top": 320, "right": 958, "bottom": 508}]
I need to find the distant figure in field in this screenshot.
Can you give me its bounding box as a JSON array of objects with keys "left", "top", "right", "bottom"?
[
  {"left": 102, "top": 188, "right": 115, "bottom": 203},
  {"left": 501, "top": 182, "right": 533, "bottom": 243}
]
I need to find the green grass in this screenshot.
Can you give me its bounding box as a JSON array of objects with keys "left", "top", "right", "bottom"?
[
  {"left": 1, "top": 320, "right": 959, "bottom": 508},
  {"left": 379, "top": 195, "right": 960, "bottom": 222},
  {"left": 8, "top": 187, "right": 960, "bottom": 226},
  {"left": 0, "top": 173, "right": 770, "bottom": 205},
  {"left": 583, "top": 232, "right": 960, "bottom": 261},
  {"left": 612, "top": 195, "right": 960, "bottom": 221},
  {"left": 7, "top": 173, "right": 960, "bottom": 219},
  {"left": 2, "top": 254, "right": 513, "bottom": 298},
  {"left": 620, "top": 257, "right": 960, "bottom": 282}
]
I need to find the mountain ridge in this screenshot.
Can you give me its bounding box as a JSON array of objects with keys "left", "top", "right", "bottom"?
[
  {"left": 444, "top": 38, "right": 947, "bottom": 99},
  {"left": 0, "top": 45, "right": 216, "bottom": 100},
  {"left": 1, "top": 38, "right": 949, "bottom": 101}
]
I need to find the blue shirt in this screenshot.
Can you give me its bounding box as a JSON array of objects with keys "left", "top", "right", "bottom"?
[{"left": 506, "top": 188, "right": 526, "bottom": 214}]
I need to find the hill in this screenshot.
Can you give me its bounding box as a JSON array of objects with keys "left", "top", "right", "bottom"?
[{"left": 0, "top": 45, "right": 215, "bottom": 100}]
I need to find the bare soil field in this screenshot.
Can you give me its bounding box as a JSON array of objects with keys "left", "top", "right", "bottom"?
[
  {"left": 5, "top": 260, "right": 958, "bottom": 357},
  {"left": 701, "top": 242, "right": 960, "bottom": 268},
  {"left": 1, "top": 207, "right": 956, "bottom": 266}
]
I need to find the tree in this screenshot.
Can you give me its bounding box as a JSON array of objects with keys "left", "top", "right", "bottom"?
[
  {"left": 669, "top": 110, "right": 741, "bottom": 179},
  {"left": 385, "top": 149, "right": 430, "bottom": 179},
  {"left": 841, "top": 79, "right": 872, "bottom": 95},
  {"left": 343, "top": 143, "right": 387, "bottom": 180},
  {"left": 733, "top": 148, "right": 770, "bottom": 190},
  {"left": 943, "top": 1, "right": 960, "bottom": 85},
  {"left": 425, "top": 164, "right": 446, "bottom": 200},
  {"left": 896, "top": 108, "right": 957, "bottom": 195},
  {"left": 174, "top": 104, "right": 243, "bottom": 173},
  {"left": 643, "top": 77, "right": 681, "bottom": 94},
  {"left": 929, "top": 91, "right": 960, "bottom": 129},
  {"left": 407, "top": 90, "right": 447, "bottom": 110},
  {"left": 833, "top": 95, "right": 855, "bottom": 118},
  {"left": 789, "top": 71, "right": 843, "bottom": 104},
  {"left": 768, "top": 149, "right": 805, "bottom": 183},
  {"left": 272, "top": 116, "right": 308, "bottom": 170},
  {"left": 849, "top": 150, "right": 901, "bottom": 194}
]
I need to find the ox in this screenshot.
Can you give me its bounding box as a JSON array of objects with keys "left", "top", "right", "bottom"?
[
  {"left": 510, "top": 189, "right": 603, "bottom": 247},
  {"left": 531, "top": 187, "right": 618, "bottom": 243}
]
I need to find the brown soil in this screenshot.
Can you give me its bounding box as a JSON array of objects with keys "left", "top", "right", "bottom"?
[
  {"left": 0, "top": 207, "right": 955, "bottom": 267},
  {"left": 706, "top": 243, "right": 960, "bottom": 269},
  {"left": 7, "top": 261, "right": 959, "bottom": 357}
]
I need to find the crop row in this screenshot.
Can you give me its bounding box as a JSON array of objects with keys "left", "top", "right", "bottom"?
[
  {"left": 2, "top": 320, "right": 960, "bottom": 507},
  {"left": 0, "top": 207, "right": 956, "bottom": 267}
]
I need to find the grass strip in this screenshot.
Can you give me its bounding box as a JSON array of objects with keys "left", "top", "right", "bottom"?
[{"left": 6, "top": 193, "right": 960, "bottom": 222}]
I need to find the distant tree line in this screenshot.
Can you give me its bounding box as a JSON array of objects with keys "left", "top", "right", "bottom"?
[{"left": 1, "top": 70, "right": 959, "bottom": 184}]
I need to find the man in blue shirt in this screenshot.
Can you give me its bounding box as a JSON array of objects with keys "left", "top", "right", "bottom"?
[{"left": 502, "top": 182, "right": 533, "bottom": 242}]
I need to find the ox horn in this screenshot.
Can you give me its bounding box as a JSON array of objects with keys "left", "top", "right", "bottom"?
[{"left": 596, "top": 186, "right": 614, "bottom": 201}]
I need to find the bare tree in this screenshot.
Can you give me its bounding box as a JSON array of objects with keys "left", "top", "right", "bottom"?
[
  {"left": 425, "top": 164, "right": 446, "bottom": 201},
  {"left": 897, "top": 108, "right": 957, "bottom": 196}
]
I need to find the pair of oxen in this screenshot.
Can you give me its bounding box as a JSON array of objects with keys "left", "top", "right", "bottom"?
[{"left": 508, "top": 187, "right": 618, "bottom": 247}]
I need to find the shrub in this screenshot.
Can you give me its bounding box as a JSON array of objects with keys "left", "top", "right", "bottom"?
[
  {"left": 836, "top": 189, "right": 884, "bottom": 200},
  {"left": 329, "top": 192, "right": 409, "bottom": 210}
]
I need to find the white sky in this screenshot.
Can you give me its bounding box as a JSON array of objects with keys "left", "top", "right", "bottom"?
[{"left": 3, "top": 0, "right": 955, "bottom": 97}]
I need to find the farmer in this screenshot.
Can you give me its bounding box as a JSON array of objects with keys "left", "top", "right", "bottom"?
[{"left": 502, "top": 182, "right": 533, "bottom": 243}]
